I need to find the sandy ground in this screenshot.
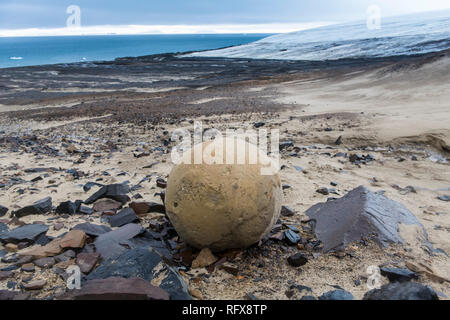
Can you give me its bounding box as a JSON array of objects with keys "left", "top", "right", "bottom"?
[{"left": 0, "top": 52, "right": 449, "bottom": 300}]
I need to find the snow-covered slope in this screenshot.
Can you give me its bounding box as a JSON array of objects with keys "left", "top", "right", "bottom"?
[{"left": 186, "top": 10, "right": 450, "bottom": 61}]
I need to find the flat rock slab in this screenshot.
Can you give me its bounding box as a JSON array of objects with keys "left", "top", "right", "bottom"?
[
  {"left": 108, "top": 208, "right": 138, "bottom": 228},
  {"left": 76, "top": 252, "right": 100, "bottom": 274},
  {"left": 94, "top": 223, "right": 143, "bottom": 259},
  {"left": 380, "top": 267, "right": 418, "bottom": 282},
  {"left": 62, "top": 277, "right": 169, "bottom": 300},
  {"left": 0, "top": 224, "right": 49, "bottom": 244},
  {"left": 363, "top": 282, "right": 439, "bottom": 300},
  {"left": 93, "top": 199, "right": 122, "bottom": 213},
  {"left": 33, "top": 257, "right": 56, "bottom": 268},
  {"left": 0, "top": 205, "right": 8, "bottom": 217},
  {"left": 87, "top": 247, "right": 191, "bottom": 300},
  {"left": 13, "top": 197, "right": 52, "bottom": 218},
  {"left": 23, "top": 279, "right": 47, "bottom": 290},
  {"left": 60, "top": 230, "right": 87, "bottom": 249},
  {"left": 85, "top": 184, "right": 130, "bottom": 205},
  {"left": 0, "top": 223, "right": 7, "bottom": 236},
  {"left": 73, "top": 223, "right": 111, "bottom": 237},
  {"left": 306, "top": 185, "right": 427, "bottom": 252}
]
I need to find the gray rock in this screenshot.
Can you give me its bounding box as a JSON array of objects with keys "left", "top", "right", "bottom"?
[
  {"left": 93, "top": 223, "right": 143, "bottom": 259},
  {"left": 84, "top": 184, "right": 130, "bottom": 205},
  {"left": 0, "top": 224, "right": 49, "bottom": 244},
  {"left": 306, "top": 186, "right": 427, "bottom": 252},
  {"left": 363, "top": 282, "right": 438, "bottom": 300},
  {"left": 319, "top": 290, "right": 354, "bottom": 300},
  {"left": 33, "top": 257, "right": 56, "bottom": 268},
  {"left": 73, "top": 223, "right": 111, "bottom": 237},
  {"left": 0, "top": 205, "right": 8, "bottom": 217},
  {"left": 56, "top": 201, "right": 82, "bottom": 215},
  {"left": 437, "top": 195, "right": 450, "bottom": 202},
  {"left": 13, "top": 197, "right": 52, "bottom": 218},
  {"left": 86, "top": 247, "right": 191, "bottom": 300},
  {"left": 0, "top": 223, "right": 7, "bottom": 236},
  {"left": 108, "top": 208, "right": 138, "bottom": 228},
  {"left": 380, "top": 267, "right": 418, "bottom": 282}
]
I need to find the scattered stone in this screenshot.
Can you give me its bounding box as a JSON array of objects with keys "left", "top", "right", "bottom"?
[
  {"left": 60, "top": 230, "right": 87, "bottom": 249},
  {"left": 108, "top": 208, "right": 138, "bottom": 228},
  {"left": 76, "top": 252, "right": 100, "bottom": 274},
  {"left": 316, "top": 187, "right": 329, "bottom": 195},
  {"left": 335, "top": 136, "right": 343, "bottom": 145},
  {"left": 15, "top": 255, "right": 34, "bottom": 266},
  {"left": 62, "top": 277, "right": 169, "bottom": 300},
  {"left": 363, "top": 282, "right": 438, "bottom": 300},
  {"left": 130, "top": 202, "right": 165, "bottom": 215},
  {"left": 0, "top": 290, "right": 16, "bottom": 300},
  {"left": 86, "top": 247, "right": 191, "bottom": 300},
  {"left": 23, "top": 279, "right": 47, "bottom": 290},
  {"left": 287, "top": 252, "right": 308, "bottom": 267},
  {"left": 93, "top": 199, "right": 122, "bottom": 213},
  {"left": 21, "top": 263, "right": 35, "bottom": 272},
  {"left": 79, "top": 205, "right": 94, "bottom": 215},
  {"left": 56, "top": 201, "right": 82, "bottom": 215},
  {"left": 253, "top": 122, "right": 265, "bottom": 128},
  {"left": 437, "top": 195, "right": 450, "bottom": 202},
  {"left": 94, "top": 223, "right": 143, "bottom": 259},
  {"left": 13, "top": 197, "right": 52, "bottom": 218},
  {"left": 319, "top": 290, "right": 354, "bottom": 300},
  {"left": 306, "top": 186, "right": 428, "bottom": 252},
  {"left": 73, "top": 223, "right": 111, "bottom": 237},
  {"left": 349, "top": 153, "right": 375, "bottom": 165},
  {"left": 156, "top": 178, "right": 167, "bottom": 189},
  {"left": 54, "top": 223, "right": 64, "bottom": 231},
  {"left": 280, "top": 206, "right": 295, "bottom": 217},
  {"left": 83, "top": 182, "right": 104, "bottom": 192},
  {"left": 380, "top": 267, "right": 418, "bottom": 282},
  {"left": 84, "top": 184, "right": 130, "bottom": 205},
  {"left": 0, "top": 205, "right": 8, "bottom": 217},
  {"left": 0, "top": 271, "right": 14, "bottom": 281},
  {"left": 191, "top": 248, "right": 218, "bottom": 269},
  {"left": 33, "top": 257, "right": 56, "bottom": 268},
  {"left": 284, "top": 230, "right": 301, "bottom": 245},
  {"left": 0, "top": 224, "right": 49, "bottom": 244},
  {"left": 20, "top": 238, "right": 64, "bottom": 258},
  {"left": 54, "top": 250, "right": 76, "bottom": 263},
  {"left": 279, "top": 141, "right": 294, "bottom": 150},
  {"left": 5, "top": 243, "right": 18, "bottom": 252}
]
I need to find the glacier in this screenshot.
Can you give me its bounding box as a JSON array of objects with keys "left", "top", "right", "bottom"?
[{"left": 185, "top": 10, "right": 450, "bottom": 61}]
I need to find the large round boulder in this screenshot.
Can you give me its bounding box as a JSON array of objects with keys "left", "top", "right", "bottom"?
[{"left": 165, "top": 137, "right": 282, "bottom": 251}]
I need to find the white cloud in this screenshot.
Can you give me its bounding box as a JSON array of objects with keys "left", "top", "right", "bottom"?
[{"left": 0, "top": 22, "right": 332, "bottom": 37}]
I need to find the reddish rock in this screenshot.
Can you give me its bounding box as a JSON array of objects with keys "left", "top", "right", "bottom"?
[
  {"left": 130, "top": 202, "right": 165, "bottom": 215},
  {"left": 60, "top": 230, "right": 87, "bottom": 249},
  {"left": 62, "top": 277, "right": 169, "bottom": 300},
  {"left": 93, "top": 199, "right": 122, "bottom": 213},
  {"left": 54, "top": 223, "right": 64, "bottom": 231},
  {"left": 76, "top": 252, "right": 100, "bottom": 274}
]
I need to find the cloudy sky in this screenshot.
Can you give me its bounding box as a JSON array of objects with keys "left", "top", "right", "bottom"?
[{"left": 1, "top": 0, "right": 449, "bottom": 35}]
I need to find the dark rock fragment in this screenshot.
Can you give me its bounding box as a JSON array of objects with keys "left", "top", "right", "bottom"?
[
  {"left": 363, "top": 282, "right": 438, "bottom": 300},
  {"left": 380, "top": 267, "right": 418, "bottom": 282},
  {"left": 13, "top": 197, "right": 52, "bottom": 218},
  {"left": 56, "top": 200, "right": 82, "bottom": 215},
  {"left": 306, "top": 185, "right": 427, "bottom": 252},
  {"left": 84, "top": 184, "right": 130, "bottom": 205},
  {"left": 0, "top": 205, "right": 8, "bottom": 217},
  {"left": 62, "top": 277, "right": 169, "bottom": 300},
  {"left": 86, "top": 247, "right": 191, "bottom": 300},
  {"left": 108, "top": 208, "right": 138, "bottom": 228},
  {"left": 287, "top": 252, "right": 308, "bottom": 267},
  {"left": 73, "top": 223, "right": 111, "bottom": 237},
  {"left": 319, "top": 290, "right": 354, "bottom": 300},
  {"left": 0, "top": 224, "right": 49, "bottom": 244}
]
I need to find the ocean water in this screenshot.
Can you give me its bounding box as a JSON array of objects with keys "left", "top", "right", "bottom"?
[
  {"left": 188, "top": 10, "right": 450, "bottom": 60},
  {"left": 0, "top": 34, "right": 271, "bottom": 68}
]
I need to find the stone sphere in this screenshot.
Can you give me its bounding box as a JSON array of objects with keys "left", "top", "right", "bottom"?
[{"left": 165, "top": 137, "right": 282, "bottom": 252}]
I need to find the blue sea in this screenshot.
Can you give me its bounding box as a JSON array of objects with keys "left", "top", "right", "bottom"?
[{"left": 0, "top": 34, "right": 271, "bottom": 68}]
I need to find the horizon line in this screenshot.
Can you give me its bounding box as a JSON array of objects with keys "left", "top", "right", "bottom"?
[{"left": 0, "top": 22, "right": 333, "bottom": 38}]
